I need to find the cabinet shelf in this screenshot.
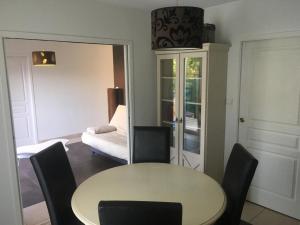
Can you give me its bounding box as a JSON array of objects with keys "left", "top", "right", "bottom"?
[
  {"left": 162, "top": 121, "right": 174, "bottom": 125},
  {"left": 185, "top": 126, "right": 201, "bottom": 131},
  {"left": 185, "top": 77, "right": 202, "bottom": 80},
  {"left": 161, "top": 76, "right": 175, "bottom": 79},
  {"left": 185, "top": 101, "right": 201, "bottom": 105},
  {"left": 161, "top": 99, "right": 175, "bottom": 103}
]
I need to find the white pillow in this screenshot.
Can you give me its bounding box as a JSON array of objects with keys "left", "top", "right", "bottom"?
[{"left": 109, "top": 105, "right": 127, "bottom": 136}]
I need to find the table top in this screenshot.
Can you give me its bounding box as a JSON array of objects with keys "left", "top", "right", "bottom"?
[{"left": 71, "top": 163, "right": 226, "bottom": 225}]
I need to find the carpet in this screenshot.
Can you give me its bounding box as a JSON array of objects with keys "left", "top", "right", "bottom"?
[{"left": 18, "top": 141, "right": 123, "bottom": 208}]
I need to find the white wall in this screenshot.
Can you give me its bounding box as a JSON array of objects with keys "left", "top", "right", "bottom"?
[
  {"left": 0, "top": 0, "right": 156, "bottom": 125},
  {"left": 205, "top": 0, "right": 300, "bottom": 164},
  {"left": 0, "top": 0, "right": 154, "bottom": 224},
  {"left": 5, "top": 39, "right": 114, "bottom": 141}
]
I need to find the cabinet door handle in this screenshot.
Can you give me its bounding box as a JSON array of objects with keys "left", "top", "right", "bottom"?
[
  {"left": 240, "top": 117, "right": 245, "bottom": 123},
  {"left": 179, "top": 118, "right": 183, "bottom": 123}
]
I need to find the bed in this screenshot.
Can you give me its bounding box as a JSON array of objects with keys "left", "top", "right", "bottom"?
[{"left": 81, "top": 105, "right": 128, "bottom": 163}]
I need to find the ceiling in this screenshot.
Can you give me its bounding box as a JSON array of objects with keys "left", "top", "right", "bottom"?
[{"left": 95, "top": 0, "right": 239, "bottom": 11}]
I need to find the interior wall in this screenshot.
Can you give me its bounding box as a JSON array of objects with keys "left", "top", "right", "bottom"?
[
  {"left": 0, "top": 0, "right": 155, "bottom": 125},
  {"left": 5, "top": 39, "right": 114, "bottom": 141},
  {"left": 204, "top": 0, "right": 300, "bottom": 165},
  {"left": 0, "top": 0, "right": 154, "bottom": 224}
]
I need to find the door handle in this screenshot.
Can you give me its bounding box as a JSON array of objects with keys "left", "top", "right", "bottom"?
[
  {"left": 179, "top": 118, "right": 183, "bottom": 123},
  {"left": 240, "top": 118, "right": 245, "bottom": 123}
]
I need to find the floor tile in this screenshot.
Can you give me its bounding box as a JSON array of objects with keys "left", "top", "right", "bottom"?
[
  {"left": 242, "top": 201, "right": 265, "bottom": 222},
  {"left": 251, "top": 208, "right": 300, "bottom": 225},
  {"left": 23, "top": 201, "right": 50, "bottom": 225}
]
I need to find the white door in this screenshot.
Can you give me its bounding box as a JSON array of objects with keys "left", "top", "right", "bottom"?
[
  {"left": 6, "top": 56, "right": 37, "bottom": 147},
  {"left": 157, "top": 54, "right": 180, "bottom": 164},
  {"left": 239, "top": 37, "right": 300, "bottom": 219},
  {"left": 179, "top": 52, "right": 207, "bottom": 171}
]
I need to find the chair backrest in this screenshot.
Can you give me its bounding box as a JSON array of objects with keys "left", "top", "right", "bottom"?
[
  {"left": 133, "top": 126, "right": 170, "bottom": 163},
  {"left": 98, "top": 201, "right": 182, "bottom": 225},
  {"left": 219, "top": 143, "right": 258, "bottom": 225},
  {"left": 30, "top": 142, "right": 80, "bottom": 225}
]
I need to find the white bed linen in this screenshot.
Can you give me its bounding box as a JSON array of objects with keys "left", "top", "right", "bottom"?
[
  {"left": 109, "top": 105, "right": 127, "bottom": 136},
  {"left": 81, "top": 131, "right": 128, "bottom": 161},
  {"left": 17, "top": 139, "right": 69, "bottom": 159}
]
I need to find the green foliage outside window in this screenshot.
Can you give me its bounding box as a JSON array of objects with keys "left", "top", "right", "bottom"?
[
  {"left": 185, "top": 58, "right": 201, "bottom": 116},
  {"left": 172, "top": 59, "right": 176, "bottom": 76},
  {"left": 186, "top": 57, "right": 201, "bottom": 78}
]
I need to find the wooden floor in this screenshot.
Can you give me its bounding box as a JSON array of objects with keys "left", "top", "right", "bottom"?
[{"left": 18, "top": 141, "right": 123, "bottom": 208}]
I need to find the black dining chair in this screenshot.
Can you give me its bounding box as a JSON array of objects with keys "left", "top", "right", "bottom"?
[
  {"left": 98, "top": 200, "right": 182, "bottom": 225},
  {"left": 30, "top": 142, "right": 83, "bottom": 225},
  {"left": 216, "top": 143, "right": 258, "bottom": 225},
  {"left": 133, "top": 126, "right": 170, "bottom": 163}
]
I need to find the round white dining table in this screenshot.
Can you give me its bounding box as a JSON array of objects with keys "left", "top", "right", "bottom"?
[{"left": 71, "top": 163, "right": 226, "bottom": 225}]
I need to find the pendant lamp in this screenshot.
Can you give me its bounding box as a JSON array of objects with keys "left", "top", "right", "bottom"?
[{"left": 151, "top": 6, "right": 204, "bottom": 50}]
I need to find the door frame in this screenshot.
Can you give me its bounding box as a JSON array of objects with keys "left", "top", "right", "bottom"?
[
  {"left": 5, "top": 55, "right": 38, "bottom": 145},
  {"left": 236, "top": 30, "right": 300, "bottom": 145},
  {"left": 237, "top": 37, "right": 300, "bottom": 219},
  {"left": 224, "top": 29, "right": 300, "bottom": 166},
  {"left": 0, "top": 31, "right": 135, "bottom": 225}
]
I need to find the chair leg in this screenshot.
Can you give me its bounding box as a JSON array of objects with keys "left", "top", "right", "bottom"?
[{"left": 240, "top": 220, "right": 252, "bottom": 225}]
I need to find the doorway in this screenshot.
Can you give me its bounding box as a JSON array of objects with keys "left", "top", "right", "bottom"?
[
  {"left": 238, "top": 36, "right": 300, "bottom": 219},
  {"left": 3, "top": 37, "right": 133, "bottom": 224}
]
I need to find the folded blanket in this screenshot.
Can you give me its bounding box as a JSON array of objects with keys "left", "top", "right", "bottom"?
[{"left": 87, "top": 125, "right": 117, "bottom": 134}]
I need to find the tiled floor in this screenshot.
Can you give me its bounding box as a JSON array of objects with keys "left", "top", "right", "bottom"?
[
  {"left": 242, "top": 201, "right": 300, "bottom": 225},
  {"left": 25, "top": 200, "right": 300, "bottom": 225},
  {"left": 20, "top": 140, "right": 300, "bottom": 225},
  {"left": 23, "top": 202, "right": 50, "bottom": 225}
]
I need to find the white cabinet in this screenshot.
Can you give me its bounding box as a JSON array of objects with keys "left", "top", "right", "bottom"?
[{"left": 156, "top": 43, "right": 229, "bottom": 182}]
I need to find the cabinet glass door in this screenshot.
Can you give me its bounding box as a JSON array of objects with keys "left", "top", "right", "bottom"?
[
  {"left": 158, "top": 55, "right": 179, "bottom": 164},
  {"left": 183, "top": 57, "right": 202, "bottom": 153},
  {"left": 180, "top": 52, "right": 206, "bottom": 171}
]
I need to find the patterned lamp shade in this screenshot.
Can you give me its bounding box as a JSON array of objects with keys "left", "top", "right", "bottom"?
[
  {"left": 151, "top": 7, "right": 204, "bottom": 50},
  {"left": 32, "top": 51, "right": 56, "bottom": 66}
]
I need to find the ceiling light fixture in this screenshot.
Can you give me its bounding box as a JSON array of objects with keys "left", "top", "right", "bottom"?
[
  {"left": 32, "top": 51, "right": 56, "bottom": 66},
  {"left": 151, "top": 1, "right": 204, "bottom": 50}
]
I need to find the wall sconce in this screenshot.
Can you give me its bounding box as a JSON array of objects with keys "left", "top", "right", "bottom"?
[{"left": 32, "top": 51, "right": 56, "bottom": 66}]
